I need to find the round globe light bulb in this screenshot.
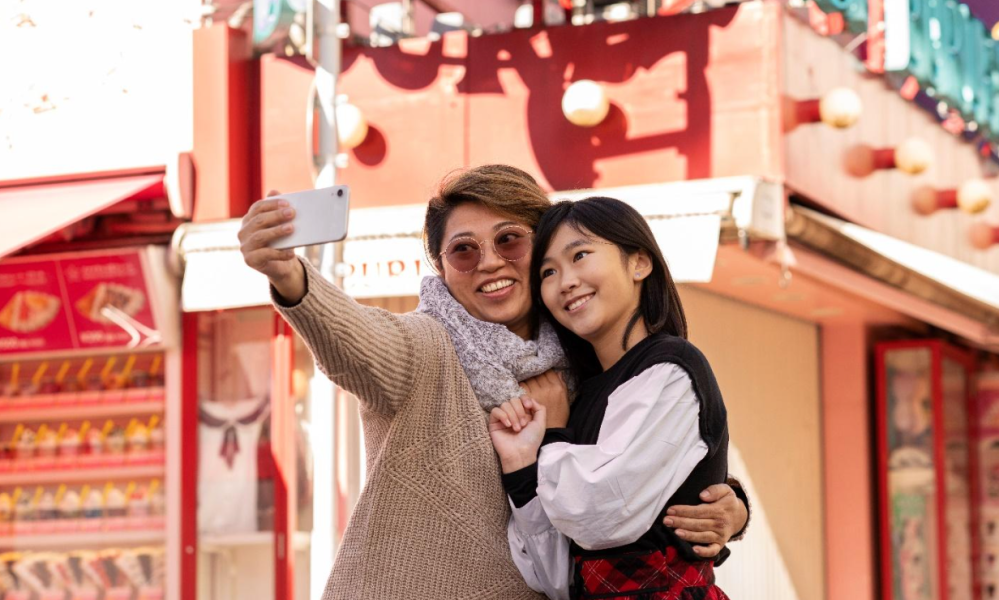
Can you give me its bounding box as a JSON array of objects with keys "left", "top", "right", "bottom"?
[
  {"left": 956, "top": 178, "right": 992, "bottom": 215},
  {"left": 337, "top": 103, "right": 369, "bottom": 150},
  {"left": 819, "top": 87, "right": 862, "bottom": 129},
  {"left": 562, "top": 80, "right": 610, "bottom": 127},
  {"left": 894, "top": 138, "right": 933, "bottom": 175},
  {"left": 970, "top": 222, "right": 998, "bottom": 250},
  {"left": 910, "top": 186, "right": 940, "bottom": 215}
]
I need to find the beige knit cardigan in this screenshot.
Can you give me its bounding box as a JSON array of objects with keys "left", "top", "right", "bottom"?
[{"left": 274, "top": 258, "right": 545, "bottom": 600}]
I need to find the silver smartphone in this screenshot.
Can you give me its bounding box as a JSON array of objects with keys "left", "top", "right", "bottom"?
[{"left": 267, "top": 185, "right": 350, "bottom": 249}]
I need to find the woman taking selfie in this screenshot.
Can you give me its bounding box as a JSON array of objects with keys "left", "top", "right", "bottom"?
[
  {"left": 490, "top": 197, "right": 731, "bottom": 600},
  {"left": 238, "top": 167, "right": 746, "bottom": 599}
]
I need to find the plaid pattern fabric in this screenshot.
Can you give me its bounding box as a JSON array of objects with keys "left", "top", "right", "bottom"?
[{"left": 573, "top": 547, "right": 730, "bottom": 600}]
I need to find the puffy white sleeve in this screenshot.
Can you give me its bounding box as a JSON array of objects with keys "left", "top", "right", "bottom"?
[
  {"left": 537, "top": 362, "right": 707, "bottom": 551},
  {"left": 506, "top": 497, "right": 572, "bottom": 600}
]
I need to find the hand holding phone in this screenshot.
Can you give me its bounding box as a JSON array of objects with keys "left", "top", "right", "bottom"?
[{"left": 266, "top": 185, "right": 351, "bottom": 250}]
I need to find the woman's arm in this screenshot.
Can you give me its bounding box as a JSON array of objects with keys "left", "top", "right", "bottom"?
[
  {"left": 535, "top": 363, "right": 708, "bottom": 551},
  {"left": 239, "top": 197, "right": 419, "bottom": 416},
  {"left": 272, "top": 257, "right": 419, "bottom": 416}
]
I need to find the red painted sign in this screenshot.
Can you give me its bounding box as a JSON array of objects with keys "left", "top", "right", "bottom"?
[{"left": 0, "top": 250, "right": 157, "bottom": 355}]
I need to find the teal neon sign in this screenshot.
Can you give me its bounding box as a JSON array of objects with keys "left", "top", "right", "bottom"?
[{"left": 814, "top": 0, "right": 999, "bottom": 148}]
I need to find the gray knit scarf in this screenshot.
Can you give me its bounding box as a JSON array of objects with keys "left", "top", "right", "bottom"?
[{"left": 416, "top": 275, "right": 575, "bottom": 411}]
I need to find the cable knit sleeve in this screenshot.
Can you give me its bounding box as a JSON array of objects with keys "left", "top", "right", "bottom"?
[{"left": 271, "top": 257, "right": 419, "bottom": 416}]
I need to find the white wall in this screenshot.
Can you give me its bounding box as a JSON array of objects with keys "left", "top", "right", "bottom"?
[{"left": 0, "top": 0, "right": 198, "bottom": 181}]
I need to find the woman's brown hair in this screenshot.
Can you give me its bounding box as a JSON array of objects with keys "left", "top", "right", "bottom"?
[{"left": 423, "top": 165, "right": 551, "bottom": 273}]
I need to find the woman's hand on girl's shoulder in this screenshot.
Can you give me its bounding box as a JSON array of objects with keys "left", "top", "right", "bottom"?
[
  {"left": 488, "top": 397, "right": 547, "bottom": 474},
  {"left": 521, "top": 370, "right": 569, "bottom": 428}
]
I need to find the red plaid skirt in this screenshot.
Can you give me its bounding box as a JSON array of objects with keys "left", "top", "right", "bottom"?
[{"left": 573, "top": 547, "right": 730, "bottom": 600}]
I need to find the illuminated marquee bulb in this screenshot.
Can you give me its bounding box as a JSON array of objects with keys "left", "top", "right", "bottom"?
[
  {"left": 336, "top": 103, "right": 369, "bottom": 150},
  {"left": 562, "top": 80, "right": 610, "bottom": 127},
  {"left": 894, "top": 138, "right": 933, "bottom": 175},
  {"left": 819, "top": 87, "right": 862, "bottom": 128},
  {"left": 970, "top": 222, "right": 999, "bottom": 250},
  {"left": 912, "top": 179, "right": 992, "bottom": 215},
  {"left": 957, "top": 178, "right": 993, "bottom": 214},
  {"left": 845, "top": 139, "right": 933, "bottom": 178},
  {"left": 784, "top": 87, "right": 862, "bottom": 132}
]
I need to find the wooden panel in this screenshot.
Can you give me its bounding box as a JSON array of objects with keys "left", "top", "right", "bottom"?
[
  {"left": 679, "top": 286, "right": 824, "bottom": 600},
  {"left": 781, "top": 14, "right": 999, "bottom": 273}
]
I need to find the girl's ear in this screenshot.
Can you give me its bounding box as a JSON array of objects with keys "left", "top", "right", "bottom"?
[{"left": 630, "top": 249, "right": 653, "bottom": 281}]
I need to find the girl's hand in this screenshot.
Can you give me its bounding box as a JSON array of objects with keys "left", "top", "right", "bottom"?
[
  {"left": 521, "top": 370, "right": 569, "bottom": 428},
  {"left": 662, "top": 483, "right": 748, "bottom": 558},
  {"left": 489, "top": 397, "right": 547, "bottom": 474}
]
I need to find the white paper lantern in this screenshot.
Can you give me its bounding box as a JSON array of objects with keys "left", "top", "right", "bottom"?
[
  {"left": 819, "top": 87, "right": 862, "bottom": 129},
  {"left": 957, "top": 178, "right": 992, "bottom": 214},
  {"left": 562, "top": 80, "right": 610, "bottom": 127},
  {"left": 894, "top": 138, "right": 933, "bottom": 175},
  {"left": 337, "top": 103, "right": 369, "bottom": 150}
]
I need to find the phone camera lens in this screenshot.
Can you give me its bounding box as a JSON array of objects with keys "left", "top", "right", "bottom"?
[{"left": 337, "top": 189, "right": 344, "bottom": 197}]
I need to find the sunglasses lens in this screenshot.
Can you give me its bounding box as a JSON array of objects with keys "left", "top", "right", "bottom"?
[
  {"left": 495, "top": 228, "right": 531, "bottom": 261},
  {"left": 445, "top": 240, "right": 481, "bottom": 272}
]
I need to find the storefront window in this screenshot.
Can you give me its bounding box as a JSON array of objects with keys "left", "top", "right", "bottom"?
[
  {"left": 942, "top": 357, "right": 973, "bottom": 599},
  {"left": 884, "top": 347, "right": 939, "bottom": 600}
]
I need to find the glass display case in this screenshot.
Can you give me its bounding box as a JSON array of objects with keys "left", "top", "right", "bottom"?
[
  {"left": 184, "top": 308, "right": 314, "bottom": 600},
  {"left": 877, "top": 340, "right": 978, "bottom": 600},
  {"left": 976, "top": 371, "right": 999, "bottom": 600},
  {"left": 0, "top": 248, "right": 178, "bottom": 600}
]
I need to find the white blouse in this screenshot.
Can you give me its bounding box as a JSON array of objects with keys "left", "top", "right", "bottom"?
[{"left": 507, "top": 363, "right": 707, "bottom": 600}]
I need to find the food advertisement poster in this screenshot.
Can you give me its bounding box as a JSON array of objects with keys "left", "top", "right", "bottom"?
[{"left": 0, "top": 250, "right": 155, "bottom": 355}]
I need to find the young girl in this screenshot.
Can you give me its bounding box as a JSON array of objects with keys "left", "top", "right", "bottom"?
[{"left": 488, "top": 197, "right": 731, "bottom": 600}]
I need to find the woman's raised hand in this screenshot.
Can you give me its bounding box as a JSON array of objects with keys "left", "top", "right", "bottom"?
[
  {"left": 238, "top": 192, "right": 307, "bottom": 303},
  {"left": 488, "top": 397, "right": 546, "bottom": 474}
]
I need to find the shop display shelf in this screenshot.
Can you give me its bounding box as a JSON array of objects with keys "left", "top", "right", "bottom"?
[
  {"left": 0, "top": 528, "right": 165, "bottom": 550},
  {"left": 0, "top": 461, "right": 165, "bottom": 486},
  {"left": 0, "top": 396, "right": 165, "bottom": 423},
  {"left": 199, "top": 531, "right": 311, "bottom": 552}
]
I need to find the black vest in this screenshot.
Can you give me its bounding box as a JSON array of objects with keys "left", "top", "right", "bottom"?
[{"left": 559, "top": 333, "right": 729, "bottom": 561}]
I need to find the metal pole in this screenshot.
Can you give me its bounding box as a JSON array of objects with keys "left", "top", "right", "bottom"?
[{"left": 310, "top": 1, "right": 341, "bottom": 599}]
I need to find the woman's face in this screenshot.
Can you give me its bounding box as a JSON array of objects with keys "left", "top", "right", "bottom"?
[
  {"left": 439, "top": 203, "right": 535, "bottom": 339},
  {"left": 538, "top": 224, "right": 646, "bottom": 346}
]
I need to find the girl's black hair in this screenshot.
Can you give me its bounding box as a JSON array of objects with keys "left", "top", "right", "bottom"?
[{"left": 531, "top": 197, "right": 688, "bottom": 381}]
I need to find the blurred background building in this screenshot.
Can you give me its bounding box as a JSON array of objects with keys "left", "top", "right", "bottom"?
[{"left": 1, "top": 1, "right": 998, "bottom": 599}]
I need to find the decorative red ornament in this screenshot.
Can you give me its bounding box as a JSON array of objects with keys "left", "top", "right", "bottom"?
[
  {"left": 844, "top": 139, "right": 933, "bottom": 177},
  {"left": 807, "top": 1, "right": 844, "bottom": 35},
  {"left": 658, "top": 0, "right": 697, "bottom": 16},
  {"left": 899, "top": 76, "right": 920, "bottom": 101},
  {"left": 970, "top": 223, "right": 999, "bottom": 250},
  {"left": 783, "top": 88, "right": 862, "bottom": 132},
  {"left": 912, "top": 186, "right": 958, "bottom": 215}
]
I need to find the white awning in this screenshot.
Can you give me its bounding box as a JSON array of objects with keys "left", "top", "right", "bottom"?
[
  {"left": 786, "top": 205, "right": 999, "bottom": 347},
  {"left": 173, "top": 177, "right": 784, "bottom": 309}
]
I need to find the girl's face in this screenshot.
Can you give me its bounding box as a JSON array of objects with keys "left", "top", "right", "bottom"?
[
  {"left": 538, "top": 224, "right": 649, "bottom": 347},
  {"left": 440, "top": 203, "right": 535, "bottom": 339}
]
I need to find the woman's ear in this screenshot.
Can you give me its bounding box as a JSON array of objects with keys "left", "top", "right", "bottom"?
[{"left": 630, "top": 250, "right": 653, "bottom": 281}]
